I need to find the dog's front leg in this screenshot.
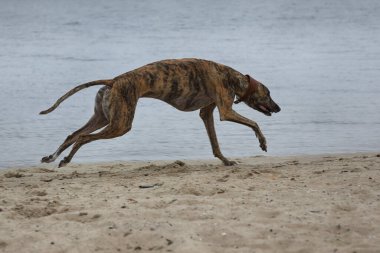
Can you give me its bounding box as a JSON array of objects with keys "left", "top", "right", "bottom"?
[
  {"left": 200, "top": 103, "right": 237, "bottom": 166},
  {"left": 218, "top": 108, "right": 267, "bottom": 152}
]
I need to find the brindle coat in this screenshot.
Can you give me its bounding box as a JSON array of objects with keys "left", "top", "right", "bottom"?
[{"left": 40, "top": 58, "right": 280, "bottom": 167}]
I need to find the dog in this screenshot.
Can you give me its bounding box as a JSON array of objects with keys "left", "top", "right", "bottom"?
[{"left": 40, "top": 58, "right": 281, "bottom": 167}]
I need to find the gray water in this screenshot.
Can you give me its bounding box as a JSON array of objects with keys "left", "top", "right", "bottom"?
[{"left": 1, "top": 0, "right": 379, "bottom": 168}]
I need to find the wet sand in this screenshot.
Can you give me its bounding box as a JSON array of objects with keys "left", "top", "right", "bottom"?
[{"left": 0, "top": 153, "right": 379, "bottom": 253}]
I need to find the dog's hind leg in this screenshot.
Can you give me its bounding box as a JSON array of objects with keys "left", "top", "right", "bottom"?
[
  {"left": 200, "top": 103, "right": 236, "bottom": 166},
  {"left": 41, "top": 87, "right": 109, "bottom": 163},
  {"left": 41, "top": 113, "right": 108, "bottom": 163},
  {"left": 58, "top": 86, "right": 137, "bottom": 167}
]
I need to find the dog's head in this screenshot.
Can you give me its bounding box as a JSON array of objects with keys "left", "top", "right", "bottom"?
[{"left": 239, "top": 75, "right": 281, "bottom": 116}]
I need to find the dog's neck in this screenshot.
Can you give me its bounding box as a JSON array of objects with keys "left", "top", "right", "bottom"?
[{"left": 234, "top": 74, "right": 258, "bottom": 104}]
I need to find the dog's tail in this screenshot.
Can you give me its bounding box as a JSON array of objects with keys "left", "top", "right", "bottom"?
[{"left": 39, "top": 79, "right": 114, "bottom": 115}]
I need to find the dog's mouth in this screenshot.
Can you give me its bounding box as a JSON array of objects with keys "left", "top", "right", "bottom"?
[{"left": 257, "top": 105, "right": 272, "bottom": 116}]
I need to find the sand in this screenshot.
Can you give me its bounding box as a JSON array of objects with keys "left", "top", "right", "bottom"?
[{"left": 0, "top": 153, "right": 379, "bottom": 253}]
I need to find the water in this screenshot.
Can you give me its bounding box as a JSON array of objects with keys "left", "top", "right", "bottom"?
[{"left": 1, "top": 0, "right": 379, "bottom": 168}]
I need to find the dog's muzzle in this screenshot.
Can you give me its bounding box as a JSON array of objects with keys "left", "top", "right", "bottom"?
[{"left": 257, "top": 103, "right": 281, "bottom": 116}]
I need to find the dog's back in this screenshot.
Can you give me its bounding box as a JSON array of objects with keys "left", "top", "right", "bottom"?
[{"left": 112, "top": 58, "right": 244, "bottom": 111}]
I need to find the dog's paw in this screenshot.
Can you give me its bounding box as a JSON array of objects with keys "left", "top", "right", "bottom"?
[
  {"left": 223, "top": 160, "right": 237, "bottom": 166},
  {"left": 259, "top": 140, "right": 267, "bottom": 152},
  {"left": 58, "top": 157, "right": 70, "bottom": 168},
  {"left": 41, "top": 155, "right": 53, "bottom": 163}
]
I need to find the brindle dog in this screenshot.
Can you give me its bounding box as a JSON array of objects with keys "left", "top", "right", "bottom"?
[{"left": 40, "top": 58, "right": 280, "bottom": 167}]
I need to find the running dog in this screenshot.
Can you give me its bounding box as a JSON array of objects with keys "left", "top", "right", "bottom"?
[{"left": 40, "top": 58, "right": 281, "bottom": 167}]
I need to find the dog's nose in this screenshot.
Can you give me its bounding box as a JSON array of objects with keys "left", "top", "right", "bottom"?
[{"left": 275, "top": 104, "right": 281, "bottom": 113}]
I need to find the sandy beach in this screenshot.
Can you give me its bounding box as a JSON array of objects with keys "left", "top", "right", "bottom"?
[{"left": 0, "top": 153, "right": 379, "bottom": 253}]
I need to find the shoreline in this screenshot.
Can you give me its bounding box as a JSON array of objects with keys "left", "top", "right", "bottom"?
[
  {"left": 1, "top": 152, "right": 379, "bottom": 252},
  {"left": 1, "top": 151, "right": 376, "bottom": 171}
]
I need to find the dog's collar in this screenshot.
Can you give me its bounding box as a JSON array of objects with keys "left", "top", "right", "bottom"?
[{"left": 234, "top": 74, "right": 259, "bottom": 104}]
